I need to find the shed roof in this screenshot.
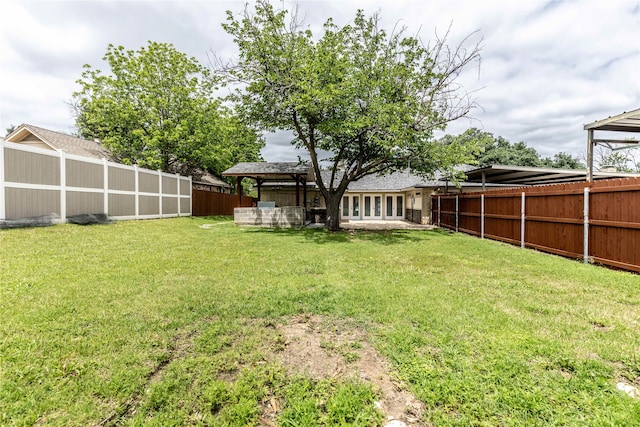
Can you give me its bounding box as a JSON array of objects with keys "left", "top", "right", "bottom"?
[
  {"left": 5, "top": 124, "right": 111, "bottom": 159},
  {"left": 464, "top": 165, "right": 640, "bottom": 186}
]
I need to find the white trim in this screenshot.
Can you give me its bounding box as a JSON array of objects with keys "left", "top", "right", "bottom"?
[
  {"left": 383, "top": 193, "right": 405, "bottom": 220},
  {"left": 107, "top": 161, "right": 137, "bottom": 172},
  {"left": 59, "top": 150, "right": 66, "bottom": 220},
  {"left": 2, "top": 140, "right": 61, "bottom": 156},
  {"left": 103, "top": 158, "right": 109, "bottom": 216},
  {"left": 64, "top": 152, "right": 104, "bottom": 165},
  {"left": 176, "top": 173, "right": 181, "bottom": 216},
  {"left": 3, "top": 182, "right": 61, "bottom": 191},
  {"left": 111, "top": 214, "right": 156, "bottom": 221},
  {"left": 362, "top": 194, "right": 383, "bottom": 220},
  {"left": 158, "top": 170, "right": 163, "bottom": 218},
  {"left": 134, "top": 165, "right": 139, "bottom": 219},
  {"left": 67, "top": 186, "right": 104, "bottom": 194},
  {"left": 0, "top": 139, "right": 5, "bottom": 220}
]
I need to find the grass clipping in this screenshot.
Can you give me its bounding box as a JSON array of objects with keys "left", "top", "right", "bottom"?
[{"left": 266, "top": 314, "right": 425, "bottom": 426}]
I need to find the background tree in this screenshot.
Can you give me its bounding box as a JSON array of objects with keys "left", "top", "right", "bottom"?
[
  {"left": 438, "top": 128, "right": 583, "bottom": 169},
  {"left": 5, "top": 124, "right": 16, "bottom": 136},
  {"left": 593, "top": 144, "right": 640, "bottom": 173},
  {"left": 540, "top": 152, "right": 584, "bottom": 169},
  {"left": 217, "top": 1, "right": 482, "bottom": 230},
  {"left": 72, "top": 41, "right": 263, "bottom": 178}
]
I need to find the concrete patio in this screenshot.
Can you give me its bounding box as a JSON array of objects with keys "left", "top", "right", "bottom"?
[{"left": 337, "top": 220, "right": 436, "bottom": 231}]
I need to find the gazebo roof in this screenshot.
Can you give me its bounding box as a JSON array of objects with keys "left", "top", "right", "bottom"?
[{"left": 222, "top": 162, "right": 312, "bottom": 181}]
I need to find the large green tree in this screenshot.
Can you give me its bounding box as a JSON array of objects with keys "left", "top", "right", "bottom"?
[
  {"left": 439, "top": 128, "right": 583, "bottom": 169},
  {"left": 72, "top": 41, "right": 263, "bottom": 177},
  {"left": 218, "top": 1, "right": 482, "bottom": 230}
]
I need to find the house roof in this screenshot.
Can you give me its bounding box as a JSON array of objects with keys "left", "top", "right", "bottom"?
[
  {"left": 5, "top": 124, "right": 111, "bottom": 160},
  {"left": 193, "top": 172, "right": 232, "bottom": 188},
  {"left": 256, "top": 167, "right": 510, "bottom": 191},
  {"left": 337, "top": 169, "right": 510, "bottom": 191},
  {"left": 222, "top": 162, "right": 313, "bottom": 181},
  {"left": 464, "top": 164, "right": 640, "bottom": 186}
]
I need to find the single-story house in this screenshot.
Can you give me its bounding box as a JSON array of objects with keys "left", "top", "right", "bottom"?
[{"left": 223, "top": 162, "right": 512, "bottom": 224}]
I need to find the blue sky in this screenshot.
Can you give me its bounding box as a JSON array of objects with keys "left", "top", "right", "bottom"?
[{"left": 1, "top": 0, "right": 638, "bottom": 162}]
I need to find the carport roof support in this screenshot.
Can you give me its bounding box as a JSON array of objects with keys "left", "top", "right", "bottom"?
[{"left": 584, "top": 108, "right": 640, "bottom": 181}]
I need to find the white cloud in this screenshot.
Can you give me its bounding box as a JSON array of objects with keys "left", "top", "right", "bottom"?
[{"left": 1, "top": 0, "right": 638, "bottom": 162}]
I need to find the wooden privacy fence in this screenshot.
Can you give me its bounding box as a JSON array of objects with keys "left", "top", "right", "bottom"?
[
  {"left": 432, "top": 177, "right": 640, "bottom": 273},
  {"left": 192, "top": 189, "right": 255, "bottom": 216},
  {"left": 0, "top": 139, "right": 192, "bottom": 222}
]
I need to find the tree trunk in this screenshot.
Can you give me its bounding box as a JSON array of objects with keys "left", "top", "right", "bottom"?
[{"left": 325, "top": 192, "right": 343, "bottom": 231}]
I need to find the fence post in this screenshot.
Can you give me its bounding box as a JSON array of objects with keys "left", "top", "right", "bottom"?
[
  {"left": 437, "top": 196, "right": 441, "bottom": 226},
  {"left": 176, "top": 173, "right": 181, "bottom": 216},
  {"left": 0, "top": 139, "right": 5, "bottom": 220},
  {"left": 158, "top": 170, "right": 163, "bottom": 218},
  {"left": 455, "top": 195, "right": 459, "bottom": 232},
  {"left": 103, "top": 158, "right": 109, "bottom": 217},
  {"left": 59, "top": 150, "right": 66, "bottom": 221},
  {"left": 134, "top": 165, "right": 139, "bottom": 219},
  {"left": 520, "top": 192, "right": 525, "bottom": 248},
  {"left": 481, "top": 194, "right": 485, "bottom": 239},
  {"left": 583, "top": 187, "right": 590, "bottom": 263}
]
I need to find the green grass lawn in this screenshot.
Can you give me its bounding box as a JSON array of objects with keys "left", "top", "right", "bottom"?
[{"left": 1, "top": 217, "right": 639, "bottom": 426}]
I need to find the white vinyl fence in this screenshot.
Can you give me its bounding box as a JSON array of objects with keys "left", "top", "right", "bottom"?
[{"left": 0, "top": 139, "right": 191, "bottom": 222}]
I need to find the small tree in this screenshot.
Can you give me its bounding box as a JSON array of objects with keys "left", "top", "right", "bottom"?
[
  {"left": 217, "top": 1, "right": 482, "bottom": 230},
  {"left": 72, "top": 41, "right": 263, "bottom": 178}
]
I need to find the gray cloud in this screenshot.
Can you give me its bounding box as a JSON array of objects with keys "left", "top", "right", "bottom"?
[{"left": 1, "top": 0, "right": 638, "bottom": 163}]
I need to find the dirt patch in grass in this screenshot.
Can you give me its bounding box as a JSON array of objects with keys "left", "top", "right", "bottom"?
[{"left": 265, "top": 314, "right": 426, "bottom": 426}]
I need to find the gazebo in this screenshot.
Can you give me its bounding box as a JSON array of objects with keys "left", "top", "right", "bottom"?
[{"left": 221, "top": 162, "right": 314, "bottom": 227}]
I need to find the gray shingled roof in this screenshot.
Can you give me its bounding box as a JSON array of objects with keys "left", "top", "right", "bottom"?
[
  {"left": 320, "top": 168, "right": 493, "bottom": 191},
  {"left": 6, "top": 124, "right": 111, "bottom": 160},
  {"left": 229, "top": 162, "right": 511, "bottom": 191},
  {"left": 194, "top": 172, "right": 232, "bottom": 188}
]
